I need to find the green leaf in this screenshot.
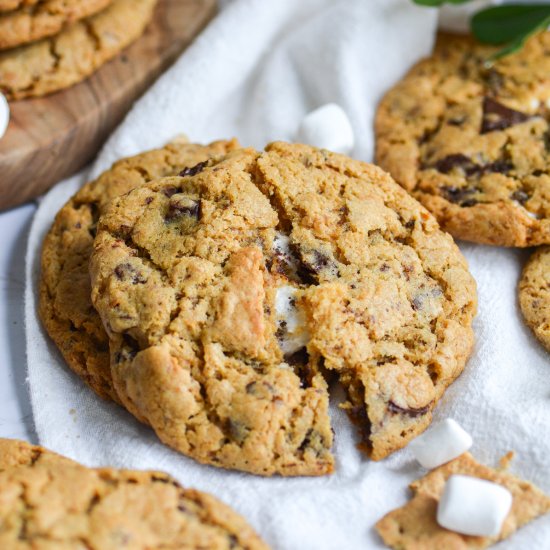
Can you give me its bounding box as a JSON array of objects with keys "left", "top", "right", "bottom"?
[
  {"left": 472, "top": 5, "right": 550, "bottom": 44},
  {"left": 412, "top": 0, "right": 472, "bottom": 6},
  {"left": 471, "top": 4, "right": 550, "bottom": 60}
]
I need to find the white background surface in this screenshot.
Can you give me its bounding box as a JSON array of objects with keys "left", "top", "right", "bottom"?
[
  {"left": 3, "top": 1, "right": 550, "bottom": 548},
  {"left": 0, "top": 202, "right": 37, "bottom": 442}
]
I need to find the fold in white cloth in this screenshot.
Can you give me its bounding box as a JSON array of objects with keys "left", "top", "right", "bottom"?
[{"left": 25, "top": 1, "right": 550, "bottom": 548}]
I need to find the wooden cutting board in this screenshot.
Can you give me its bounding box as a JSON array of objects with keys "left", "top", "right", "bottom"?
[{"left": 0, "top": 0, "right": 217, "bottom": 211}]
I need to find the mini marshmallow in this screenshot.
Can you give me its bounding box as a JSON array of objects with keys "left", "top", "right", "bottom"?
[
  {"left": 295, "top": 103, "right": 354, "bottom": 154},
  {"left": 275, "top": 285, "right": 310, "bottom": 355},
  {"left": 437, "top": 475, "right": 513, "bottom": 537},
  {"left": 409, "top": 418, "right": 472, "bottom": 469},
  {"left": 0, "top": 93, "right": 9, "bottom": 140}
]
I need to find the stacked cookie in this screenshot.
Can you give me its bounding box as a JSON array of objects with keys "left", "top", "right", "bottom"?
[
  {"left": 0, "top": 0, "right": 157, "bottom": 100},
  {"left": 40, "top": 138, "right": 477, "bottom": 476},
  {"left": 376, "top": 31, "right": 550, "bottom": 353}
]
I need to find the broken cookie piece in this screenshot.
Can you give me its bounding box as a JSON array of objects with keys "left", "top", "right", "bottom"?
[{"left": 376, "top": 452, "right": 550, "bottom": 549}]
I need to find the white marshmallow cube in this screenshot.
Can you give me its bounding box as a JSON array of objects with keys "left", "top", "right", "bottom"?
[
  {"left": 409, "top": 418, "right": 473, "bottom": 469},
  {"left": 295, "top": 103, "right": 354, "bottom": 154},
  {"left": 275, "top": 285, "right": 310, "bottom": 355},
  {"left": 0, "top": 93, "right": 9, "bottom": 140},
  {"left": 437, "top": 475, "right": 513, "bottom": 537}
]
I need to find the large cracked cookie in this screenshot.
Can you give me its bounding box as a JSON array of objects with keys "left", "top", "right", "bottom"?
[
  {"left": 376, "top": 32, "right": 550, "bottom": 247},
  {"left": 519, "top": 246, "right": 550, "bottom": 352},
  {"left": 40, "top": 138, "right": 239, "bottom": 403},
  {"left": 90, "top": 142, "right": 477, "bottom": 475},
  {"left": 0, "top": 0, "right": 156, "bottom": 100},
  {"left": 376, "top": 452, "right": 550, "bottom": 549},
  {"left": 0, "top": 0, "right": 113, "bottom": 50},
  {"left": 0, "top": 438, "right": 268, "bottom": 549}
]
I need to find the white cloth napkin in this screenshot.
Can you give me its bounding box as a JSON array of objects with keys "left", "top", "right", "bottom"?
[{"left": 25, "top": 1, "right": 550, "bottom": 548}]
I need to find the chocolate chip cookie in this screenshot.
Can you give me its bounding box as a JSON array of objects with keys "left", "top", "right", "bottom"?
[
  {"left": 376, "top": 452, "right": 550, "bottom": 549},
  {"left": 90, "top": 142, "right": 476, "bottom": 475},
  {"left": 0, "top": 438, "right": 268, "bottom": 549},
  {"left": 40, "top": 138, "right": 239, "bottom": 403},
  {"left": 0, "top": 0, "right": 37, "bottom": 13},
  {"left": 376, "top": 32, "right": 550, "bottom": 247},
  {"left": 519, "top": 246, "right": 550, "bottom": 352},
  {"left": 0, "top": 0, "right": 113, "bottom": 50},
  {"left": 0, "top": 0, "right": 156, "bottom": 100}
]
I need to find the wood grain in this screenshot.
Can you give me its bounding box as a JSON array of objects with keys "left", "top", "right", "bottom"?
[{"left": 0, "top": 0, "right": 217, "bottom": 211}]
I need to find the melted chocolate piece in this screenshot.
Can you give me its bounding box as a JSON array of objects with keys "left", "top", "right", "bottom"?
[
  {"left": 162, "top": 186, "right": 179, "bottom": 198},
  {"left": 481, "top": 97, "right": 531, "bottom": 134},
  {"left": 448, "top": 116, "right": 466, "bottom": 127},
  {"left": 433, "top": 153, "right": 513, "bottom": 179},
  {"left": 388, "top": 401, "right": 431, "bottom": 418},
  {"left": 298, "top": 428, "right": 314, "bottom": 452},
  {"left": 114, "top": 333, "right": 140, "bottom": 363},
  {"left": 179, "top": 161, "right": 208, "bottom": 177},
  {"left": 483, "top": 159, "right": 513, "bottom": 174},
  {"left": 114, "top": 263, "right": 147, "bottom": 284},
  {"left": 441, "top": 185, "right": 478, "bottom": 206},
  {"left": 349, "top": 404, "right": 372, "bottom": 448},
  {"left": 166, "top": 197, "right": 201, "bottom": 222},
  {"left": 434, "top": 154, "right": 478, "bottom": 175},
  {"left": 295, "top": 248, "right": 337, "bottom": 284}
]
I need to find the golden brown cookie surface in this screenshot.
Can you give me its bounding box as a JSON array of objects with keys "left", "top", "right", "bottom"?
[
  {"left": 0, "top": 0, "right": 156, "bottom": 100},
  {"left": 519, "top": 246, "right": 550, "bottom": 351},
  {"left": 0, "top": 0, "right": 113, "bottom": 50},
  {"left": 0, "top": 0, "right": 38, "bottom": 13},
  {"left": 376, "top": 32, "right": 550, "bottom": 247},
  {"left": 40, "top": 138, "right": 240, "bottom": 403},
  {"left": 0, "top": 438, "right": 268, "bottom": 550},
  {"left": 90, "top": 142, "right": 476, "bottom": 475},
  {"left": 376, "top": 452, "right": 550, "bottom": 549}
]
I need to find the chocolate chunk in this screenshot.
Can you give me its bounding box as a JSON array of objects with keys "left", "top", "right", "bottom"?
[
  {"left": 433, "top": 154, "right": 479, "bottom": 176},
  {"left": 114, "top": 263, "right": 147, "bottom": 284},
  {"left": 298, "top": 429, "right": 314, "bottom": 453},
  {"left": 295, "top": 248, "right": 337, "bottom": 284},
  {"left": 483, "top": 159, "right": 513, "bottom": 174},
  {"left": 511, "top": 189, "right": 530, "bottom": 204},
  {"left": 166, "top": 196, "right": 201, "bottom": 222},
  {"left": 349, "top": 404, "right": 372, "bottom": 448},
  {"left": 162, "top": 186, "right": 179, "bottom": 198},
  {"left": 448, "top": 116, "right": 466, "bottom": 127},
  {"left": 227, "top": 418, "right": 249, "bottom": 444},
  {"left": 481, "top": 97, "right": 531, "bottom": 134},
  {"left": 388, "top": 401, "right": 431, "bottom": 418},
  {"left": 441, "top": 185, "right": 478, "bottom": 206},
  {"left": 460, "top": 198, "right": 478, "bottom": 208},
  {"left": 179, "top": 161, "right": 208, "bottom": 177},
  {"left": 115, "top": 333, "right": 140, "bottom": 363}
]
